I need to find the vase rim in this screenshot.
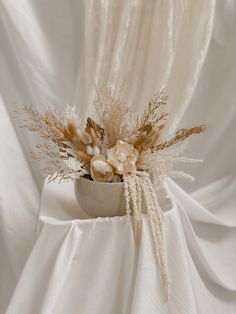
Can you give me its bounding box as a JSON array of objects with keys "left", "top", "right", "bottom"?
[{"left": 78, "top": 176, "right": 123, "bottom": 185}]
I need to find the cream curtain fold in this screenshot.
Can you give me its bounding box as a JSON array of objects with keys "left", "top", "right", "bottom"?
[{"left": 74, "top": 0, "right": 215, "bottom": 135}]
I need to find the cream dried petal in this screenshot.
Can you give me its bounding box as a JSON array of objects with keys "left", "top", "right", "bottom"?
[
  {"left": 93, "top": 146, "right": 101, "bottom": 156},
  {"left": 107, "top": 140, "right": 139, "bottom": 175},
  {"left": 86, "top": 145, "right": 93, "bottom": 155},
  {"left": 90, "top": 155, "right": 114, "bottom": 182}
]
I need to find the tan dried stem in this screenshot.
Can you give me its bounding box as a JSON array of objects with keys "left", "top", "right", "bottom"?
[
  {"left": 152, "top": 125, "right": 206, "bottom": 152},
  {"left": 123, "top": 171, "right": 169, "bottom": 298},
  {"left": 138, "top": 89, "right": 168, "bottom": 128}
]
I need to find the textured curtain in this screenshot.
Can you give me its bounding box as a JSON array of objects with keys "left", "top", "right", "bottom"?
[{"left": 74, "top": 0, "right": 215, "bottom": 135}]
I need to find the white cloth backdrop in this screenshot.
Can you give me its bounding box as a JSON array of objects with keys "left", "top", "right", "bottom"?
[{"left": 0, "top": 0, "right": 236, "bottom": 313}]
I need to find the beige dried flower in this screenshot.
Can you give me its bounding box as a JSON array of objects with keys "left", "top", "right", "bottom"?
[
  {"left": 17, "top": 89, "right": 206, "bottom": 184},
  {"left": 107, "top": 140, "right": 139, "bottom": 175},
  {"left": 90, "top": 155, "right": 114, "bottom": 182}
]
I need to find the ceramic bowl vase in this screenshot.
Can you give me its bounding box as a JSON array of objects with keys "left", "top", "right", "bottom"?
[
  {"left": 74, "top": 177, "right": 126, "bottom": 218},
  {"left": 74, "top": 176, "right": 173, "bottom": 218}
]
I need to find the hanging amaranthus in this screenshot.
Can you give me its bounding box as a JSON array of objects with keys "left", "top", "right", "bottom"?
[{"left": 123, "top": 172, "right": 169, "bottom": 296}]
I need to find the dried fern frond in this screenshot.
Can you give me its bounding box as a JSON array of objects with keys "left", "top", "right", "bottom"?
[{"left": 151, "top": 125, "right": 206, "bottom": 152}]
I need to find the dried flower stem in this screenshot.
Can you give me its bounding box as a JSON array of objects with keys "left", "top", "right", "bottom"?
[
  {"left": 123, "top": 171, "right": 169, "bottom": 298},
  {"left": 138, "top": 89, "right": 168, "bottom": 128},
  {"left": 152, "top": 126, "right": 206, "bottom": 152}
]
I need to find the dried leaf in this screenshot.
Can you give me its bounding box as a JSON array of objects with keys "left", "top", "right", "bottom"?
[{"left": 151, "top": 125, "right": 206, "bottom": 152}]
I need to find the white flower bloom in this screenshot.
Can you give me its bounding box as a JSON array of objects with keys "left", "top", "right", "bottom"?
[
  {"left": 93, "top": 146, "right": 101, "bottom": 156},
  {"left": 90, "top": 155, "right": 114, "bottom": 182},
  {"left": 107, "top": 140, "right": 139, "bottom": 175}
]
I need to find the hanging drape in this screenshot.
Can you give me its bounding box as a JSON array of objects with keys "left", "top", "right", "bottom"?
[{"left": 74, "top": 0, "right": 215, "bottom": 135}]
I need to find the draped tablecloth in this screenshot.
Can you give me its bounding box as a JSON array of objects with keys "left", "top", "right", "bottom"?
[
  {"left": 1, "top": 1, "right": 236, "bottom": 313},
  {"left": 6, "top": 177, "right": 236, "bottom": 314}
]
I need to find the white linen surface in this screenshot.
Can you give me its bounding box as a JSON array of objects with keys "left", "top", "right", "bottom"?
[{"left": 1, "top": 0, "right": 236, "bottom": 313}]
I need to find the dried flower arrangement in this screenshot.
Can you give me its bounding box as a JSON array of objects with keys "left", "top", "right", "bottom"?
[{"left": 18, "top": 89, "right": 206, "bottom": 298}]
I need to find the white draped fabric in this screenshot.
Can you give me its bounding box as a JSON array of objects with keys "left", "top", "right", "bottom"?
[
  {"left": 1, "top": 0, "right": 236, "bottom": 313},
  {"left": 5, "top": 178, "right": 236, "bottom": 314},
  {"left": 75, "top": 0, "right": 215, "bottom": 134}
]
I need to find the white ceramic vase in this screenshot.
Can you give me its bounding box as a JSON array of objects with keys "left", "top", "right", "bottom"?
[
  {"left": 74, "top": 177, "right": 126, "bottom": 218},
  {"left": 74, "top": 176, "right": 173, "bottom": 218}
]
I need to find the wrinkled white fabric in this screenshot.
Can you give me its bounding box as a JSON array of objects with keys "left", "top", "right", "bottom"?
[
  {"left": 177, "top": 0, "right": 236, "bottom": 192},
  {"left": 6, "top": 178, "right": 236, "bottom": 314},
  {"left": 0, "top": 0, "right": 84, "bottom": 187},
  {"left": 0, "top": 1, "right": 84, "bottom": 311},
  {"left": 0, "top": 96, "right": 39, "bottom": 313},
  {"left": 1, "top": 0, "right": 236, "bottom": 313}
]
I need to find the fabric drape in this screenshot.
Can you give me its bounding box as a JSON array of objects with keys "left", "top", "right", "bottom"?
[{"left": 74, "top": 0, "right": 215, "bottom": 136}]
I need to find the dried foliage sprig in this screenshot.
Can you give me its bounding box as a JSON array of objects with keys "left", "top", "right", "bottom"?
[
  {"left": 151, "top": 126, "right": 206, "bottom": 152},
  {"left": 138, "top": 89, "right": 168, "bottom": 128}
]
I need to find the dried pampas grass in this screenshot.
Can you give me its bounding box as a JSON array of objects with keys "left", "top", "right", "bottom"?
[
  {"left": 18, "top": 105, "right": 89, "bottom": 181},
  {"left": 95, "top": 88, "right": 132, "bottom": 147}
]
